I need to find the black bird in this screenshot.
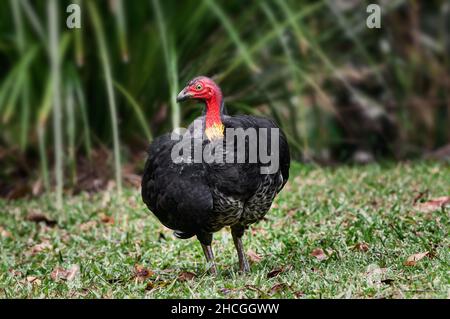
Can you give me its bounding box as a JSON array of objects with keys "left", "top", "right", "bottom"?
[{"left": 142, "top": 76, "right": 290, "bottom": 273}]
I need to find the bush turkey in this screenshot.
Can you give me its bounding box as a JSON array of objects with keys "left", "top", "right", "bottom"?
[{"left": 142, "top": 76, "right": 290, "bottom": 273}]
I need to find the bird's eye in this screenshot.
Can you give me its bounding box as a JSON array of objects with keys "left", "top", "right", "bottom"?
[{"left": 196, "top": 84, "right": 203, "bottom": 91}]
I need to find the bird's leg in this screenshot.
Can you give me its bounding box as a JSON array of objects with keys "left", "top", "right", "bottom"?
[
  {"left": 200, "top": 244, "right": 217, "bottom": 275},
  {"left": 197, "top": 232, "right": 217, "bottom": 275},
  {"left": 231, "top": 225, "right": 250, "bottom": 273}
]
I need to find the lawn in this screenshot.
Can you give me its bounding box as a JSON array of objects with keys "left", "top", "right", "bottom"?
[{"left": 0, "top": 161, "right": 448, "bottom": 298}]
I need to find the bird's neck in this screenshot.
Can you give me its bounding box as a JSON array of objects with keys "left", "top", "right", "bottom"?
[{"left": 204, "top": 92, "right": 224, "bottom": 140}]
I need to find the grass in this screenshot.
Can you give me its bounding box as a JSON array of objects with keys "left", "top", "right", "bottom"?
[{"left": 0, "top": 161, "right": 448, "bottom": 298}]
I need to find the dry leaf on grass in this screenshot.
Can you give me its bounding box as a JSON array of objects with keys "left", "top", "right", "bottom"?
[
  {"left": 9, "top": 269, "right": 22, "bottom": 277},
  {"left": 29, "top": 241, "right": 52, "bottom": 255},
  {"left": 247, "top": 250, "right": 262, "bottom": 263},
  {"left": 178, "top": 271, "right": 196, "bottom": 282},
  {"left": 99, "top": 212, "right": 115, "bottom": 225},
  {"left": 267, "top": 267, "right": 284, "bottom": 278},
  {"left": 414, "top": 196, "right": 450, "bottom": 213},
  {"left": 26, "top": 276, "right": 41, "bottom": 285},
  {"left": 294, "top": 291, "right": 305, "bottom": 298},
  {"left": 134, "top": 264, "right": 154, "bottom": 281},
  {"left": 0, "top": 226, "right": 11, "bottom": 238},
  {"left": 268, "top": 283, "right": 287, "bottom": 294},
  {"left": 404, "top": 252, "right": 429, "bottom": 266},
  {"left": 50, "top": 264, "right": 80, "bottom": 281},
  {"left": 353, "top": 242, "right": 369, "bottom": 252},
  {"left": 311, "top": 248, "right": 327, "bottom": 261}
]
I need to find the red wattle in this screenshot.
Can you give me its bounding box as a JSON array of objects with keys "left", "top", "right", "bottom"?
[{"left": 205, "top": 89, "right": 223, "bottom": 129}]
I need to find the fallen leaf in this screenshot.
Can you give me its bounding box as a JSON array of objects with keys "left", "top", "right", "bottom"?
[
  {"left": 25, "top": 210, "right": 57, "bottom": 227},
  {"left": 414, "top": 196, "right": 450, "bottom": 213},
  {"left": 311, "top": 248, "right": 327, "bottom": 261},
  {"left": 269, "top": 283, "right": 287, "bottom": 294},
  {"left": 99, "top": 212, "right": 114, "bottom": 225},
  {"left": 26, "top": 276, "right": 41, "bottom": 285},
  {"left": 178, "top": 271, "right": 196, "bottom": 282},
  {"left": 134, "top": 264, "right": 154, "bottom": 281},
  {"left": 29, "top": 241, "right": 52, "bottom": 255},
  {"left": 353, "top": 242, "right": 369, "bottom": 252},
  {"left": 9, "top": 269, "right": 22, "bottom": 277},
  {"left": 294, "top": 291, "right": 305, "bottom": 298},
  {"left": 247, "top": 249, "right": 262, "bottom": 263},
  {"left": 0, "top": 226, "right": 11, "bottom": 238},
  {"left": 267, "top": 267, "right": 284, "bottom": 278},
  {"left": 50, "top": 264, "right": 80, "bottom": 281},
  {"left": 404, "top": 252, "right": 429, "bottom": 266}
]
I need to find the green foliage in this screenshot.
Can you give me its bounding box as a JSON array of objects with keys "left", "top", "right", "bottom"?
[
  {"left": 0, "top": 1, "right": 448, "bottom": 194},
  {"left": 0, "top": 162, "right": 448, "bottom": 298}
]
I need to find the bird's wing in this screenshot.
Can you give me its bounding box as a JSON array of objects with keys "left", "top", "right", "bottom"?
[
  {"left": 141, "top": 132, "right": 214, "bottom": 236},
  {"left": 207, "top": 115, "right": 290, "bottom": 196}
]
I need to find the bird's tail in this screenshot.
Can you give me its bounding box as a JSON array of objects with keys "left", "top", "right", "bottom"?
[{"left": 173, "top": 231, "right": 195, "bottom": 239}]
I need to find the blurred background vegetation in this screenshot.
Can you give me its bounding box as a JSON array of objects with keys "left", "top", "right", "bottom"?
[{"left": 0, "top": 0, "right": 449, "bottom": 203}]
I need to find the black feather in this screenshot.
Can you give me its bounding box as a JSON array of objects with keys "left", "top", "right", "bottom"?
[{"left": 141, "top": 113, "right": 290, "bottom": 240}]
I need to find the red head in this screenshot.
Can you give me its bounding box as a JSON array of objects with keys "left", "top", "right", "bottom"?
[
  {"left": 177, "top": 76, "right": 224, "bottom": 139},
  {"left": 176, "top": 76, "right": 222, "bottom": 104}
]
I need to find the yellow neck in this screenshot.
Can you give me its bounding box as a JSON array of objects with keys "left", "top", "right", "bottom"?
[{"left": 205, "top": 122, "right": 224, "bottom": 140}]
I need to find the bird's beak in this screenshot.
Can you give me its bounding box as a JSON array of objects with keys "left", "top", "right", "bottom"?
[{"left": 176, "top": 88, "right": 192, "bottom": 102}]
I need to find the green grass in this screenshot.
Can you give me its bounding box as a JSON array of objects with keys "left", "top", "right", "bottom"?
[{"left": 0, "top": 161, "right": 448, "bottom": 298}]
